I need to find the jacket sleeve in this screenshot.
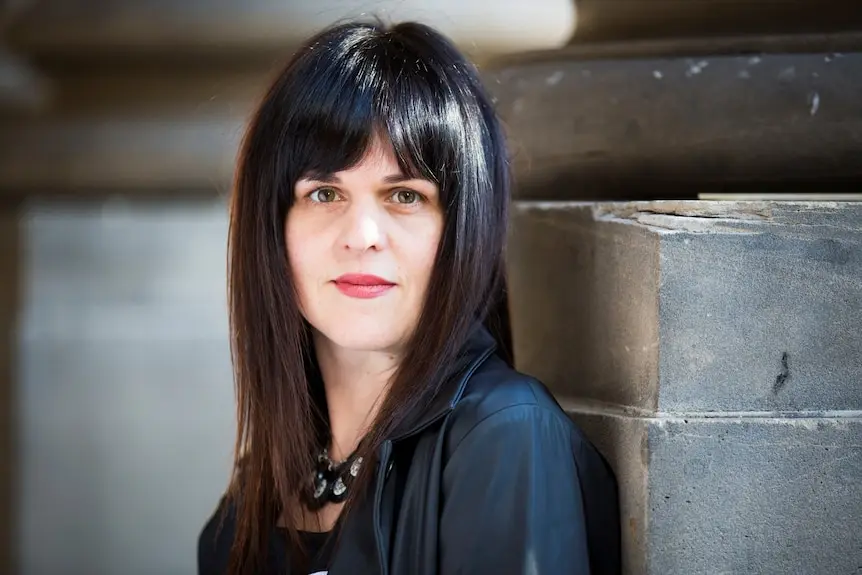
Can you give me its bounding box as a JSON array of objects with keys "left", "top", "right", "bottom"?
[{"left": 439, "top": 403, "right": 620, "bottom": 575}]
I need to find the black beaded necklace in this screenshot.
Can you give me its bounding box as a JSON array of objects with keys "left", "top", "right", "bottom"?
[{"left": 304, "top": 446, "right": 364, "bottom": 511}]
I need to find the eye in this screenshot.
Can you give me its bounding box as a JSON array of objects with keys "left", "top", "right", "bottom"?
[
  {"left": 308, "top": 187, "right": 340, "bottom": 203},
  {"left": 390, "top": 189, "right": 422, "bottom": 204}
]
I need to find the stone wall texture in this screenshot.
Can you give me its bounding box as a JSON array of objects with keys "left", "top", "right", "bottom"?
[{"left": 508, "top": 200, "right": 862, "bottom": 574}]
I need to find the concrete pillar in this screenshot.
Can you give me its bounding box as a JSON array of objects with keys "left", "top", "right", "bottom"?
[
  {"left": 508, "top": 200, "right": 862, "bottom": 573},
  {"left": 16, "top": 199, "right": 237, "bottom": 575}
]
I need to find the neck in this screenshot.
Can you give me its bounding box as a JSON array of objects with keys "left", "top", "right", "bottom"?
[{"left": 312, "top": 331, "right": 400, "bottom": 461}]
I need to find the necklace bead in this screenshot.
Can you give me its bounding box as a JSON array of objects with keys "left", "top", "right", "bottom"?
[{"left": 305, "top": 446, "right": 363, "bottom": 510}]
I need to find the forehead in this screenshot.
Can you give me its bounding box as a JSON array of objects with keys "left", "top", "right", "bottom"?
[{"left": 344, "top": 136, "right": 399, "bottom": 172}]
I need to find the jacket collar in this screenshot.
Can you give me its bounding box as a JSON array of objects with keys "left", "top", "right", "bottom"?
[{"left": 388, "top": 323, "right": 498, "bottom": 442}]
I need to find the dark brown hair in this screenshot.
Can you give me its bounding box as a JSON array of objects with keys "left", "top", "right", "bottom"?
[{"left": 225, "top": 19, "right": 511, "bottom": 573}]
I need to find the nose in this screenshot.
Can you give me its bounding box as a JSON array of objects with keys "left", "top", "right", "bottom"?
[{"left": 340, "top": 199, "right": 387, "bottom": 252}]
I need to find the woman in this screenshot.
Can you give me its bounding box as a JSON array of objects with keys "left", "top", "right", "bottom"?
[{"left": 198, "top": 19, "right": 620, "bottom": 575}]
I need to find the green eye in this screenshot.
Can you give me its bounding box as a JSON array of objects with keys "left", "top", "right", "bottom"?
[
  {"left": 393, "top": 190, "right": 420, "bottom": 204},
  {"left": 309, "top": 188, "right": 339, "bottom": 203}
]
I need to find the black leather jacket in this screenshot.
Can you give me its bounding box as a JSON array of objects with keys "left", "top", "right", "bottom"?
[{"left": 199, "top": 326, "right": 621, "bottom": 574}]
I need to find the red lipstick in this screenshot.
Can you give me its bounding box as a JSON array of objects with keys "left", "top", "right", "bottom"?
[{"left": 333, "top": 274, "right": 395, "bottom": 299}]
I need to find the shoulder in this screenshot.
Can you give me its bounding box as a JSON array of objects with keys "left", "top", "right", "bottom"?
[
  {"left": 443, "top": 353, "right": 587, "bottom": 456},
  {"left": 438, "top": 353, "right": 619, "bottom": 515},
  {"left": 459, "top": 354, "right": 561, "bottom": 412},
  {"left": 433, "top": 356, "right": 622, "bottom": 574}
]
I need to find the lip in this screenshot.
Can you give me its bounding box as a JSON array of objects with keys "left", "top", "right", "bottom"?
[{"left": 333, "top": 274, "right": 396, "bottom": 299}]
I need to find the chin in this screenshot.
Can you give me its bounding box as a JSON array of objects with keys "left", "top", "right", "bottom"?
[{"left": 314, "top": 315, "right": 410, "bottom": 354}]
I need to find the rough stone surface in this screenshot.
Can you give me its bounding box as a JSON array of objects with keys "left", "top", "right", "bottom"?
[
  {"left": 508, "top": 204, "right": 661, "bottom": 409},
  {"left": 511, "top": 200, "right": 862, "bottom": 574},
  {"left": 648, "top": 417, "right": 862, "bottom": 574},
  {"left": 570, "top": 411, "right": 862, "bottom": 575},
  {"left": 510, "top": 201, "right": 862, "bottom": 412},
  {"left": 658, "top": 222, "right": 862, "bottom": 413},
  {"left": 486, "top": 52, "right": 862, "bottom": 199}
]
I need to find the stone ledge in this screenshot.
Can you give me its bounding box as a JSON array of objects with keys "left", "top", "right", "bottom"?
[{"left": 486, "top": 51, "right": 862, "bottom": 199}]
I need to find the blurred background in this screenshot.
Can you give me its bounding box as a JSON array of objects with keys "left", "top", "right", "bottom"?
[{"left": 1, "top": 1, "right": 861, "bottom": 574}]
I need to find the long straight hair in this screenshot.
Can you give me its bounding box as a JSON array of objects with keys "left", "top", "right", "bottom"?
[{"left": 226, "top": 19, "right": 512, "bottom": 573}]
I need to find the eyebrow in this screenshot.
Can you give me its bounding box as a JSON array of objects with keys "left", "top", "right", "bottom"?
[{"left": 302, "top": 173, "right": 418, "bottom": 184}]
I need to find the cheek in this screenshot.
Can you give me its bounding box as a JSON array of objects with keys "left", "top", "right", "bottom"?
[
  {"left": 410, "top": 216, "right": 444, "bottom": 282},
  {"left": 285, "top": 215, "right": 314, "bottom": 292},
  {"left": 285, "top": 218, "right": 298, "bottom": 271}
]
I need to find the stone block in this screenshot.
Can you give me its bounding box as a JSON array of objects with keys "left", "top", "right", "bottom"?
[
  {"left": 510, "top": 200, "right": 862, "bottom": 574},
  {"left": 570, "top": 411, "right": 862, "bottom": 574},
  {"left": 509, "top": 201, "right": 862, "bottom": 412},
  {"left": 646, "top": 416, "right": 862, "bottom": 574}
]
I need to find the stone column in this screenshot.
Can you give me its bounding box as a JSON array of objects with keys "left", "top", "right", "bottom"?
[{"left": 508, "top": 201, "right": 862, "bottom": 573}]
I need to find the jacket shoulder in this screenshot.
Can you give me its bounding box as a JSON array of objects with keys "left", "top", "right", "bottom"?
[
  {"left": 444, "top": 354, "right": 575, "bottom": 447},
  {"left": 435, "top": 354, "right": 622, "bottom": 575}
]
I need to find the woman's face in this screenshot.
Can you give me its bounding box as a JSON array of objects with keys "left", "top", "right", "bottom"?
[{"left": 286, "top": 135, "right": 443, "bottom": 355}]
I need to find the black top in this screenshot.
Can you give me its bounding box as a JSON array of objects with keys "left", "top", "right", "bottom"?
[
  {"left": 292, "top": 530, "right": 334, "bottom": 574},
  {"left": 299, "top": 531, "right": 332, "bottom": 573},
  {"left": 198, "top": 501, "right": 337, "bottom": 575}
]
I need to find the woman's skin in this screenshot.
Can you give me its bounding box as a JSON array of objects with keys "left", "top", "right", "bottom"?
[{"left": 284, "top": 134, "right": 443, "bottom": 531}]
